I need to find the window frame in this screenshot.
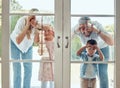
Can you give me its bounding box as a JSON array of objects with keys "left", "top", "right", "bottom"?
[
  {"left": 63, "top": 0, "right": 118, "bottom": 88},
  {"left": 1, "top": 0, "right": 63, "bottom": 88},
  {"left": 1, "top": 0, "right": 120, "bottom": 88}
]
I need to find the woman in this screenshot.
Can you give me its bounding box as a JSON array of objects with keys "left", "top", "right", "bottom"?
[{"left": 10, "top": 14, "right": 39, "bottom": 88}]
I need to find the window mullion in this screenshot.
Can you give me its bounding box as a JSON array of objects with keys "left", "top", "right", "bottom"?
[{"left": 2, "top": 0, "right": 10, "bottom": 88}]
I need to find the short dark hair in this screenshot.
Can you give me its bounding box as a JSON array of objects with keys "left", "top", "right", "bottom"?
[{"left": 87, "top": 39, "right": 97, "bottom": 45}]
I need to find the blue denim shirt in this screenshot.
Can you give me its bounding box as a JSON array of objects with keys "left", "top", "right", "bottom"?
[{"left": 79, "top": 52, "right": 100, "bottom": 79}]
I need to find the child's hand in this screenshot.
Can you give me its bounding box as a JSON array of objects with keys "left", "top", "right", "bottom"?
[
  {"left": 86, "top": 44, "right": 92, "bottom": 48},
  {"left": 93, "top": 45, "right": 99, "bottom": 50}
]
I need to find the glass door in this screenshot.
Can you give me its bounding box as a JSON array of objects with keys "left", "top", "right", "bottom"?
[
  {"left": 2, "top": 0, "right": 63, "bottom": 88},
  {"left": 0, "top": 0, "right": 1, "bottom": 87},
  {"left": 63, "top": 0, "right": 116, "bottom": 88},
  {"left": 1, "top": 0, "right": 120, "bottom": 88}
]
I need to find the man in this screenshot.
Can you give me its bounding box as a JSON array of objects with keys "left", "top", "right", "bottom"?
[{"left": 73, "top": 16, "right": 114, "bottom": 88}]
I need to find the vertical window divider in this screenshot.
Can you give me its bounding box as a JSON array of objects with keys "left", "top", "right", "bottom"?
[{"left": 2, "top": 0, "right": 10, "bottom": 88}]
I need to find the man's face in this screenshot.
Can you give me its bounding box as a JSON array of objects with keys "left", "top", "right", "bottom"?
[{"left": 79, "top": 23, "right": 92, "bottom": 37}]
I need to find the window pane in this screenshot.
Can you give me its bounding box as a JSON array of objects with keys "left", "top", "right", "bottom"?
[
  {"left": 9, "top": 15, "right": 55, "bottom": 87},
  {"left": 0, "top": 16, "right": 1, "bottom": 60},
  {"left": 10, "top": 62, "right": 54, "bottom": 88},
  {"left": 0, "top": 63, "right": 1, "bottom": 88},
  {"left": 0, "top": 0, "right": 1, "bottom": 13},
  {"left": 71, "top": 17, "right": 114, "bottom": 61},
  {"left": 71, "top": 0, "right": 114, "bottom": 15},
  {"left": 10, "top": 0, "right": 54, "bottom": 14},
  {"left": 71, "top": 63, "right": 114, "bottom": 88}
]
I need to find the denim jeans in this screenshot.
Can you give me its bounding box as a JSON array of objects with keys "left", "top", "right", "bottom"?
[
  {"left": 41, "top": 81, "right": 54, "bottom": 88},
  {"left": 99, "top": 46, "right": 109, "bottom": 88},
  {"left": 11, "top": 40, "right": 32, "bottom": 88}
]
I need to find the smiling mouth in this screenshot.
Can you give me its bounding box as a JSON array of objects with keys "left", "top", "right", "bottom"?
[
  {"left": 84, "top": 33, "right": 91, "bottom": 37},
  {"left": 84, "top": 32, "right": 92, "bottom": 37}
]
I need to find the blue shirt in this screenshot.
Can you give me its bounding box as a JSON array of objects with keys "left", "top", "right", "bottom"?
[{"left": 79, "top": 52, "right": 101, "bottom": 79}]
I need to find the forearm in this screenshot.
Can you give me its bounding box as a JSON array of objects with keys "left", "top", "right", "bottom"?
[
  {"left": 16, "top": 25, "right": 29, "bottom": 44},
  {"left": 93, "top": 27, "right": 114, "bottom": 46},
  {"left": 77, "top": 46, "right": 86, "bottom": 56},
  {"left": 34, "top": 32, "right": 39, "bottom": 43},
  {"left": 98, "top": 31, "right": 114, "bottom": 46},
  {"left": 97, "top": 48, "right": 104, "bottom": 61}
]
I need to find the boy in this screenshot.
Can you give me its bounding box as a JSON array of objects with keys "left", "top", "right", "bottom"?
[{"left": 77, "top": 39, "right": 104, "bottom": 88}]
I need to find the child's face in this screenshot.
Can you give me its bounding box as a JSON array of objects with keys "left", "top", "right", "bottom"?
[{"left": 86, "top": 44, "right": 97, "bottom": 56}]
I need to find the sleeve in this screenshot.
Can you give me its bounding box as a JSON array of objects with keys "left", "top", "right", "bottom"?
[
  {"left": 12, "top": 17, "right": 26, "bottom": 38},
  {"left": 92, "top": 21, "right": 108, "bottom": 33},
  {"left": 79, "top": 52, "right": 86, "bottom": 60},
  {"left": 73, "top": 24, "right": 81, "bottom": 35},
  {"left": 95, "top": 54, "right": 101, "bottom": 61}
]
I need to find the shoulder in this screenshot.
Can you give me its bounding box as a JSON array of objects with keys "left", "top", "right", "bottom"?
[
  {"left": 93, "top": 54, "right": 100, "bottom": 60},
  {"left": 91, "top": 21, "right": 101, "bottom": 25},
  {"left": 80, "top": 52, "right": 88, "bottom": 59},
  {"left": 91, "top": 21, "right": 105, "bottom": 31},
  {"left": 17, "top": 16, "right": 26, "bottom": 24},
  {"left": 93, "top": 54, "right": 99, "bottom": 57}
]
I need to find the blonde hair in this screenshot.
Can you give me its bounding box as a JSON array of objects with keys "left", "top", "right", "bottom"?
[{"left": 26, "top": 8, "right": 39, "bottom": 39}]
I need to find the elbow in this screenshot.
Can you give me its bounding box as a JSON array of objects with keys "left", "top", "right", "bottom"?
[
  {"left": 76, "top": 52, "right": 79, "bottom": 56},
  {"left": 110, "top": 40, "right": 114, "bottom": 46},
  {"left": 106, "top": 38, "right": 114, "bottom": 46},
  {"left": 108, "top": 37, "right": 114, "bottom": 46},
  {"left": 100, "top": 57, "right": 104, "bottom": 61},
  {"left": 108, "top": 40, "right": 114, "bottom": 46},
  {"left": 102, "top": 57, "right": 104, "bottom": 61},
  {"left": 109, "top": 43, "right": 114, "bottom": 46},
  {"left": 16, "top": 38, "right": 21, "bottom": 44}
]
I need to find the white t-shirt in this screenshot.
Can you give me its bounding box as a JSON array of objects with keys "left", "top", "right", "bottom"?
[
  {"left": 10, "top": 16, "right": 36, "bottom": 53},
  {"left": 74, "top": 21, "right": 108, "bottom": 49},
  {"left": 85, "top": 56, "right": 96, "bottom": 78}
]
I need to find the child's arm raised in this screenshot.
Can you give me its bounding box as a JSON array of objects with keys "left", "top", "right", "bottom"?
[
  {"left": 76, "top": 46, "right": 86, "bottom": 56},
  {"left": 95, "top": 45, "right": 104, "bottom": 61}
]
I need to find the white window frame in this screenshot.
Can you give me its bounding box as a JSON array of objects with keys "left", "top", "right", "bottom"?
[
  {"left": 1, "top": 0, "right": 63, "bottom": 88},
  {"left": 63, "top": 0, "right": 119, "bottom": 88},
  {"left": 1, "top": 0, "right": 120, "bottom": 88}
]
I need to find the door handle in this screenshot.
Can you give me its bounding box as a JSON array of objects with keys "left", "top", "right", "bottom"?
[
  {"left": 57, "top": 36, "right": 60, "bottom": 48},
  {"left": 65, "top": 36, "right": 69, "bottom": 48}
]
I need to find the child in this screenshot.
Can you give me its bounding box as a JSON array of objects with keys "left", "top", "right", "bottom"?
[
  {"left": 38, "top": 24, "right": 54, "bottom": 88},
  {"left": 76, "top": 39, "right": 104, "bottom": 88}
]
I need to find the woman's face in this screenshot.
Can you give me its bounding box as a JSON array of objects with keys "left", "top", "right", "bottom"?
[{"left": 29, "top": 15, "right": 37, "bottom": 27}]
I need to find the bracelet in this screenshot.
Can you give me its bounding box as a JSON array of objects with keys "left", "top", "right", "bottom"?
[{"left": 97, "top": 30, "right": 101, "bottom": 35}]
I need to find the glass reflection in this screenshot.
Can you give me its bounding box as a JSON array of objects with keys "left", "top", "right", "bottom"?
[
  {"left": 0, "top": 0, "right": 1, "bottom": 13},
  {"left": 71, "top": 63, "right": 114, "bottom": 88},
  {"left": 10, "top": 15, "right": 54, "bottom": 59},
  {"left": 0, "top": 16, "right": 1, "bottom": 60},
  {"left": 10, "top": 0, "right": 54, "bottom": 13},
  {"left": 71, "top": 0, "right": 114, "bottom": 15},
  {"left": 10, "top": 14, "right": 55, "bottom": 88},
  {"left": 71, "top": 17, "right": 114, "bottom": 61},
  {"left": 0, "top": 64, "right": 1, "bottom": 88}
]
